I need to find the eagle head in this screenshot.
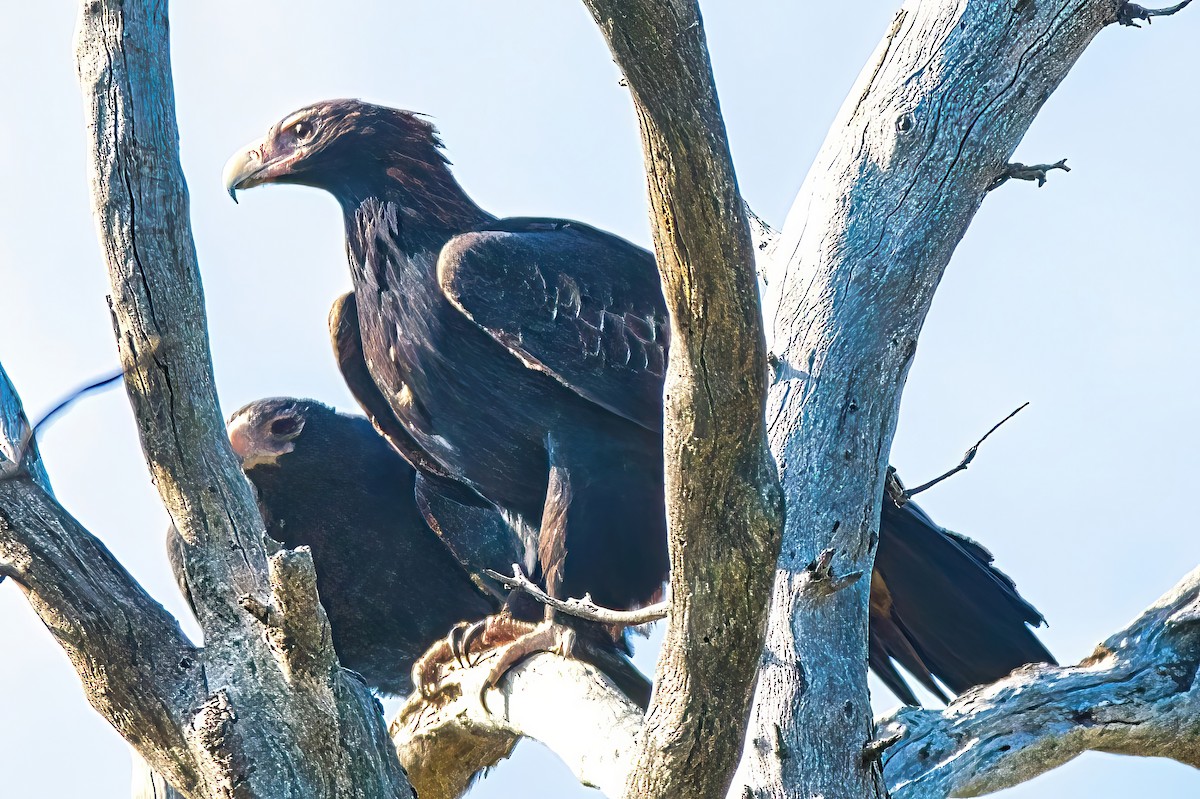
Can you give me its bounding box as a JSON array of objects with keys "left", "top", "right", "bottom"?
[
  {"left": 222, "top": 99, "right": 445, "bottom": 203},
  {"left": 226, "top": 397, "right": 315, "bottom": 470}
]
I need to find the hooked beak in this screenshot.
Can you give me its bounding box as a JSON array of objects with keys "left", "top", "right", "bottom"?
[
  {"left": 223, "top": 138, "right": 290, "bottom": 202},
  {"left": 226, "top": 411, "right": 255, "bottom": 462}
]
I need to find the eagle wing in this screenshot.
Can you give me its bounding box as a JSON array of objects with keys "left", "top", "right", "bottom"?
[
  {"left": 437, "top": 218, "right": 669, "bottom": 432},
  {"left": 329, "top": 291, "right": 456, "bottom": 480},
  {"left": 331, "top": 291, "right": 529, "bottom": 585}
]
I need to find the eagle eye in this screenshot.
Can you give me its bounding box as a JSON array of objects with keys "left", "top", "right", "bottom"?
[
  {"left": 269, "top": 416, "right": 302, "bottom": 438},
  {"left": 291, "top": 119, "right": 316, "bottom": 142}
]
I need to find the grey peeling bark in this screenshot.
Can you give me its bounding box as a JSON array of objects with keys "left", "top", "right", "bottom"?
[
  {"left": 63, "top": 0, "right": 413, "bottom": 796},
  {"left": 880, "top": 567, "right": 1200, "bottom": 798},
  {"left": 580, "top": 3, "right": 784, "bottom": 799},
  {"left": 737, "top": 2, "right": 1141, "bottom": 798},
  {"left": 0, "top": 368, "right": 207, "bottom": 795}
]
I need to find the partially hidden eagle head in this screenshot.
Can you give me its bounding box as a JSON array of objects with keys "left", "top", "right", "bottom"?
[
  {"left": 226, "top": 397, "right": 315, "bottom": 470},
  {"left": 222, "top": 99, "right": 450, "bottom": 204}
]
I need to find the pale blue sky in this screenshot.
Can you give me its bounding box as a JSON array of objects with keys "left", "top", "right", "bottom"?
[{"left": 1, "top": 2, "right": 1197, "bottom": 796}]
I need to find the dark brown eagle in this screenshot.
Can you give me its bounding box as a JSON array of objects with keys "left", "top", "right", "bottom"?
[{"left": 223, "top": 99, "right": 1054, "bottom": 704}]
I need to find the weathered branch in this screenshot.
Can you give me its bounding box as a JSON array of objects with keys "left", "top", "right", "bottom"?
[
  {"left": 737, "top": 2, "right": 1174, "bottom": 797},
  {"left": 391, "top": 652, "right": 643, "bottom": 799},
  {"left": 580, "top": 2, "right": 785, "bottom": 797},
  {"left": 58, "top": 0, "right": 413, "bottom": 795},
  {"left": 0, "top": 365, "right": 206, "bottom": 794},
  {"left": 882, "top": 566, "right": 1200, "bottom": 798},
  {"left": 76, "top": 0, "right": 272, "bottom": 673},
  {"left": 385, "top": 562, "right": 1200, "bottom": 798}
]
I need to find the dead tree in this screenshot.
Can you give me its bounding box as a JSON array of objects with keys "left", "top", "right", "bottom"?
[
  {"left": 391, "top": 0, "right": 1200, "bottom": 797},
  {"left": 2, "top": 1, "right": 413, "bottom": 796},
  {"left": 0, "top": 1, "right": 1196, "bottom": 799}
]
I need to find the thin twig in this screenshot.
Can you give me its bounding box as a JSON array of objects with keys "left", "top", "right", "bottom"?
[
  {"left": 862, "top": 732, "right": 903, "bottom": 764},
  {"left": 903, "top": 402, "right": 1030, "bottom": 499},
  {"left": 32, "top": 368, "right": 124, "bottom": 436},
  {"left": 1117, "top": 0, "right": 1192, "bottom": 26},
  {"left": 483, "top": 565, "right": 670, "bottom": 626},
  {"left": 988, "top": 159, "right": 1070, "bottom": 191}
]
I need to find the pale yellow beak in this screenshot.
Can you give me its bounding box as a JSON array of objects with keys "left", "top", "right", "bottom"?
[{"left": 222, "top": 140, "right": 270, "bottom": 202}]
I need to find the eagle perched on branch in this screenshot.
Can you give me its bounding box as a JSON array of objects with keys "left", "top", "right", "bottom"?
[{"left": 224, "top": 99, "right": 1053, "bottom": 704}]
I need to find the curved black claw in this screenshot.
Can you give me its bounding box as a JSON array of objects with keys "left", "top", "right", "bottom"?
[
  {"left": 412, "top": 621, "right": 474, "bottom": 700},
  {"left": 449, "top": 618, "right": 491, "bottom": 668}
]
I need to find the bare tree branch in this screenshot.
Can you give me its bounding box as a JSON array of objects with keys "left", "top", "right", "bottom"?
[
  {"left": 882, "top": 566, "right": 1200, "bottom": 798},
  {"left": 386, "top": 565, "right": 1200, "bottom": 799},
  {"left": 741, "top": 2, "right": 1185, "bottom": 798},
  {"left": 579, "top": 3, "right": 785, "bottom": 799},
  {"left": 391, "top": 652, "right": 643, "bottom": 799},
  {"left": 76, "top": 0, "right": 273, "bottom": 672},
  {"left": 0, "top": 364, "right": 206, "bottom": 794},
  {"left": 900, "top": 402, "right": 1030, "bottom": 500},
  {"left": 49, "top": 0, "right": 417, "bottom": 794}
]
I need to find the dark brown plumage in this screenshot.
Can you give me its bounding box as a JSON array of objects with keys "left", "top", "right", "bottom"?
[
  {"left": 168, "top": 397, "right": 653, "bottom": 705},
  {"left": 225, "top": 99, "right": 1054, "bottom": 704},
  {"left": 167, "top": 398, "right": 497, "bottom": 695},
  {"left": 871, "top": 499, "right": 1053, "bottom": 704}
]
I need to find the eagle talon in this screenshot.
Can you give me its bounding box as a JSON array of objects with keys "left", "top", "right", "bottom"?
[
  {"left": 455, "top": 618, "right": 493, "bottom": 668},
  {"left": 446, "top": 621, "right": 470, "bottom": 668},
  {"left": 411, "top": 638, "right": 451, "bottom": 701},
  {"left": 410, "top": 613, "right": 537, "bottom": 701},
  {"left": 479, "top": 619, "right": 577, "bottom": 710},
  {"left": 444, "top": 618, "right": 492, "bottom": 669}
]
